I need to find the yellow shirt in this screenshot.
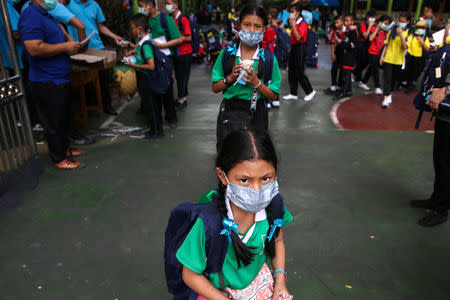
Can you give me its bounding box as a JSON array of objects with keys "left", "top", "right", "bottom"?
[
  {"left": 384, "top": 30, "right": 408, "bottom": 65},
  {"left": 407, "top": 34, "right": 430, "bottom": 57}
]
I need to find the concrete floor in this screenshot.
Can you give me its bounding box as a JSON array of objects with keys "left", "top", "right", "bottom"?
[{"left": 1, "top": 54, "right": 449, "bottom": 300}]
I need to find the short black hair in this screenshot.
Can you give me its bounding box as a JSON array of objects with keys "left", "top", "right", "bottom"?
[
  {"left": 345, "top": 14, "right": 355, "bottom": 21},
  {"left": 131, "top": 14, "right": 149, "bottom": 32},
  {"left": 367, "top": 8, "right": 376, "bottom": 18},
  {"left": 139, "top": 0, "right": 155, "bottom": 6},
  {"left": 267, "top": 7, "right": 278, "bottom": 20}
]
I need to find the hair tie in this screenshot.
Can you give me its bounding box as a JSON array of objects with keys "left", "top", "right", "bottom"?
[
  {"left": 220, "top": 218, "right": 239, "bottom": 243},
  {"left": 267, "top": 219, "right": 284, "bottom": 242}
]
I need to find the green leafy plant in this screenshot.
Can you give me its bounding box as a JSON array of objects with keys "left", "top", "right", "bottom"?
[{"left": 96, "top": 0, "right": 132, "bottom": 47}]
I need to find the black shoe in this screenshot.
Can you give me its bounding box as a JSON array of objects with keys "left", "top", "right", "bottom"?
[
  {"left": 104, "top": 105, "right": 118, "bottom": 115},
  {"left": 144, "top": 131, "right": 164, "bottom": 140},
  {"left": 333, "top": 93, "right": 352, "bottom": 100},
  {"left": 410, "top": 199, "right": 436, "bottom": 209},
  {"left": 175, "top": 101, "right": 187, "bottom": 111},
  {"left": 169, "top": 122, "right": 178, "bottom": 129},
  {"left": 418, "top": 210, "right": 449, "bottom": 227}
]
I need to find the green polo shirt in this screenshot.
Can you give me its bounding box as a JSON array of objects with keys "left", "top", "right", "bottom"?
[
  {"left": 148, "top": 12, "right": 181, "bottom": 56},
  {"left": 135, "top": 43, "right": 153, "bottom": 74},
  {"left": 176, "top": 204, "right": 293, "bottom": 290},
  {"left": 211, "top": 49, "right": 282, "bottom": 101}
]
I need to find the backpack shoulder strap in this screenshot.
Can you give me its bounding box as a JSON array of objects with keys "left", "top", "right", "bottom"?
[
  {"left": 267, "top": 193, "right": 285, "bottom": 241},
  {"left": 177, "top": 14, "right": 184, "bottom": 32},
  {"left": 159, "top": 12, "right": 171, "bottom": 40},
  {"left": 140, "top": 39, "right": 155, "bottom": 62},
  {"left": 222, "top": 44, "right": 237, "bottom": 78},
  {"left": 257, "top": 47, "right": 274, "bottom": 86}
]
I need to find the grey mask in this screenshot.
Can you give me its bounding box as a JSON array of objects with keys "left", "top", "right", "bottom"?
[
  {"left": 238, "top": 30, "right": 264, "bottom": 47},
  {"left": 225, "top": 175, "right": 279, "bottom": 213}
]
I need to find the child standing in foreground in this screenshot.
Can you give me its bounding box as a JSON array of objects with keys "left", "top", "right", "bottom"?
[
  {"left": 175, "top": 130, "right": 293, "bottom": 299},
  {"left": 379, "top": 13, "right": 409, "bottom": 108},
  {"left": 329, "top": 15, "right": 346, "bottom": 93}
]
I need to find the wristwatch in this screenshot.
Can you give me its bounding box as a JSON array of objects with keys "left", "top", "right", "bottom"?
[{"left": 224, "top": 76, "right": 232, "bottom": 86}]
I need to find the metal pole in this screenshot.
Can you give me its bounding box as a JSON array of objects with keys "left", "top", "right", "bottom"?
[
  {"left": 350, "top": 0, "right": 355, "bottom": 14},
  {"left": 415, "top": 0, "right": 423, "bottom": 21},
  {"left": 387, "top": 0, "right": 394, "bottom": 17},
  {"left": 0, "top": 0, "right": 37, "bottom": 155}
]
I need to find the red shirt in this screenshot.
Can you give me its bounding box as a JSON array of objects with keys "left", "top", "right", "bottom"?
[
  {"left": 175, "top": 15, "right": 193, "bottom": 55},
  {"left": 262, "top": 26, "right": 277, "bottom": 52},
  {"left": 367, "top": 27, "right": 386, "bottom": 55},
  {"left": 329, "top": 28, "right": 345, "bottom": 44},
  {"left": 290, "top": 20, "right": 308, "bottom": 45},
  {"left": 359, "top": 22, "right": 368, "bottom": 42}
]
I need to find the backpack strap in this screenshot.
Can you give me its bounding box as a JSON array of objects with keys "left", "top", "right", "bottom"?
[
  {"left": 266, "top": 193, "right": 285, "bottom": 242},
  {"left": 159, "top": 12, "right": 171, "bottom": 41},
  {"left": 140, "top": 39, "right": 154, "bottom": 63},
  {"left": 177, "top": 14, "right": 184, "bottom": 32}
]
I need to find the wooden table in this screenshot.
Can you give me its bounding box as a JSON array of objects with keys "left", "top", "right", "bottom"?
[{"left": 70, "top": 63, "right": 103, "bottom": 131}]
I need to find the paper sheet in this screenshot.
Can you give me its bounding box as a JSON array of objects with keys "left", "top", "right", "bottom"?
[
  {"left": 81, "top": 31, "right": 95, "bottom": 47},
  {"left": 152, "top": 36, "right": 171, "bottom": 56},
  {"left": 432, "top": 28, "right": 449, "bottom": 46}
]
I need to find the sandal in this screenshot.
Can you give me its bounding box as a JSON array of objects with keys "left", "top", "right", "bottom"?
[
  {"left": 55, "top": 159, "right": 86, "bottom": 170},
  {"left": 66, "top": 148, "right": 86, "bottom": 157}
]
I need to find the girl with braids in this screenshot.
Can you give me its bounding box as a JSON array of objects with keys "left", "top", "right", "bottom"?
[
  {"left": 176, "top": 130, "right": 293, "bottom": 300},
  {"left": 212, "top": 4, "right": 281, "bottom": 151}
]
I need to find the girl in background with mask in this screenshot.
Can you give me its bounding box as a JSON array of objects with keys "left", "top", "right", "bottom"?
[
  {"left": 378, "top": 13, "right": 409, "bottom": 108},
  {"left": 211, "top": 4, "right": 281, "bottom": 151},
  {"left": 283, "top": 1, "right": 316, "bottom": 102},
  {"left": 405, "top": 20, "right": 431, "bottom": 94},
  {"left": 358, "top": 15, "right": 390, "bottom": 95},
  {"left": 355, "top": 9, "right": 377, "bottom": 88},
  {"left": 177, "top": 129, "right": 293, "bottom": 300}
]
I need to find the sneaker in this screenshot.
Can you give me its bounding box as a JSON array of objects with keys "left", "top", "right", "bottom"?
[
  {"left": 175, "top": 101, "right": 187, "bottom": 110},
  {"left": 358, "top": 81, "right": 370, "bottom": 91},
  {"left": 55, "top": 159, "right": 86, "bottom": 170},
  {"left": 304, "top": 90, "right": 316, "bottom": 102},
  {"left": 266, "top": 102, "right": 272, "bottom": 109},
  {"left": 330, "top": 85, "right": 338, "bottom": 92},
  {"left": 351, "top": 73, "right": 355, "bottom": 83},
  {"left": 271, "top": 100, "right": 280, "bottom": 108},
  {"left": 375, "top": 87, "right": 383, "bottom": 95},
  {"left": 282, "top": 94, "right": 298, "bottom": 100},
  {"left": 66, "top": 148, "right": 86, "bottom": 157},
  {"left": 418, "top": 210, "right": 449, "bottom": 227},
  {"left": 32, "top": 123, "right": 44, "bottom": 131},
  {"left": 381, "top": 95, "right": 392, "bottom": 108}
]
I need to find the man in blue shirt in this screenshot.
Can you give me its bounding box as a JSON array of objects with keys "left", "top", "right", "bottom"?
[
  {"left": 19, "top": 0, "right": 86, "bottom": 170},
  {"left": 66, "top": 0, "right": 126, "bottom": 115},
  {"left": 22, "top": 0, "right": 87, "bottom": 42}
]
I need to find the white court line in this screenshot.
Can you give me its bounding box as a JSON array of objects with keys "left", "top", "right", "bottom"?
[{"left": 329, "top": 97, "right": 352, "bottom": 130}]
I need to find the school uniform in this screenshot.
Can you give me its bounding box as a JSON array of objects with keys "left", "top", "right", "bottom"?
[
  {"left": 19, "top": 3, "right": 73, "bottom": 163},
  {"left": 336, "top": 28, "right": 358, "bottom": 96},
  {"left": 134, "top": 34, "right": 164, "bottom": 136},
  {"left": 262, "top": 25, "right": 277, "bottom": 52},
  {"left": 148, "top": 12, "right": 182, "bottom": 125},
  {"left": 354, "top": 22, "right": 369, "bottom": 82},
  {"left": 329, "top": 28, "right": 346, "bottom": 87},
  {"left": 212, "top": 44, "right": 281, "bottom": 148},
  {"left": 382, "top": 29, "right": 408, "bottom": 96},
  {"left": 405, "top": 34, "right": 430, "bottom": 90},
  {"left": 173, "top": 11, "right": 193, "bottom": 101},
  {"left": 176, "top": 196, "right": 293, "bottom": 291},
  {"left": 288, "top": 18, "right": 313, "bottom": 96},
  {"left": 362, "top": 27, "right": 386, "bottom": 88}
]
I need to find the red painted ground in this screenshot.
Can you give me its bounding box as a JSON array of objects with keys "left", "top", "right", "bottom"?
[{"left": 330, "top": 91, "right": 435, "bottom": 131}]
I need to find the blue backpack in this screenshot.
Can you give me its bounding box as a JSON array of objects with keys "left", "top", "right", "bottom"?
[
  {"left": 413, "top": 45, "right": 450, "bottom": 129},
  {"left": 304, "top": 25, "right": 319, "bottom": 68},
  {"left": 140, "top": 40, "right": 173, "bottom": 95},
  {"left": 177, "top": 14, "right": 201, "bottom": 54},
  {"left": 164, "top": 190, "right": 286, "bottom": 300},
  {"left": 271, "top": 26, "right": 291, "bottom": 69}
]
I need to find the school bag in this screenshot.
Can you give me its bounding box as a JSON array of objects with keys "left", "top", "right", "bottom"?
[
  {"left": 177, "top": 14, "right": 201, "bottom": 54},
  {"left": 204, "top": 29, "right": 223, "bottom": 53},
  {"left": 413, "top": 44, "right": 450, "bottom": 129},
  {"left": 216, "top": 44, "right": 274, "bottom": 147},
  {"left": 140, "top": 40, "right": 173, "bottom": 94},
  {"left": 304, "top": 24, "right": 319, "bottom": 68},
  {"left": 164, "top": 190, "right": 286, "bottom": 300},
  {"left": 271, "top": 26, "right": 291, "bottom": 69}
]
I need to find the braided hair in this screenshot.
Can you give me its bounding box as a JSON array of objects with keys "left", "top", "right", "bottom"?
[{"left": 215, "top": 129, "right": 279, "bottom": 267}]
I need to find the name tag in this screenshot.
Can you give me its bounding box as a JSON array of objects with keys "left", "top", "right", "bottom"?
[{"left": 436, "top": 67, "right": 441, "bottom": 79}]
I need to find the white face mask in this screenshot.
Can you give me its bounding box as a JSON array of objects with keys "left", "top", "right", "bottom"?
[
  {"left": 138, "top": 6, "right": 149, "bottom": 16},
  {"left": 290, "top": 12, "right": 297, "bottom": 19}
]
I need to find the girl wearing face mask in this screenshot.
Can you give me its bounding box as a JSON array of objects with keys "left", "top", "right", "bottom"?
[
  {"left": 211, "top": 4, "right": 281, "bottom": 151},
  {"left": 378, "top": 13, "right": 409, "bottom": 108},
  {"left": 282, "top": 2, "right": 316, "bottom": 102},
  {"left": 176, "top": 129, "right": 293, "bottom": 300},
  {"left": 358, "top": 15, "right": 390, "bottom": 95},
  {"left": 405, "top": 20, "right": 431, "bottom": 93},
  {"left": 355, "top": 9, "right": 377, "bottom": 87}
]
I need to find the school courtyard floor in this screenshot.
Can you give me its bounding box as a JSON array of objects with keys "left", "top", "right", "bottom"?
[{"left": 1, "top": 48, "right": 450, "bottom": 300}]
